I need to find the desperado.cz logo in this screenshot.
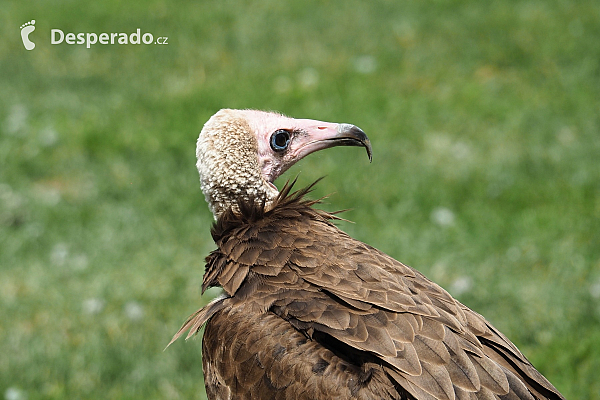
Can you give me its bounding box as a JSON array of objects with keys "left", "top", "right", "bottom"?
[
  {"left": 20, "top": 20, "right": 36, "bottom": 50},
  {"left": 52, "top": 28, "right": 168, "bottom": 48},
  {"left": 20, "top": 20, "right": 168, "bottom": 50}
]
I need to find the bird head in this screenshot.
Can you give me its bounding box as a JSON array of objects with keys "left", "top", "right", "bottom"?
[{"left": 196, "top": 109, "right": 372, "bottom": 218}]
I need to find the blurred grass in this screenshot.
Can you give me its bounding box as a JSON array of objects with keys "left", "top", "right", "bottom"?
[{"left": 1, "top": 0, "right": 599, "bottom": 398}]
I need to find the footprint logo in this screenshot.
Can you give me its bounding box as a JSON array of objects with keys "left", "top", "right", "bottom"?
[{"left": 20, "top": 20, "right": 36, "bottom": 50}]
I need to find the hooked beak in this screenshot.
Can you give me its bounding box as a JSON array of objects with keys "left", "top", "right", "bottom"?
[{"left": 291, "top": 120, "right": 372, "bottom": 163}]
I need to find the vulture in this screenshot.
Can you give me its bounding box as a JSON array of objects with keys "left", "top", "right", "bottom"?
[{"left": 169, "top": 109, "right": 564, "bottom": 400}]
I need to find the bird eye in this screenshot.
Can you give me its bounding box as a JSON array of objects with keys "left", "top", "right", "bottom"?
[{"left": 270, "top": 130, "right": 291, "bottom": 152}]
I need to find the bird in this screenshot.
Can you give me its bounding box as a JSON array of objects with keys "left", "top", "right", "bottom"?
[{"left": 169, "top": 109, "right": 565, "bottom": 400}]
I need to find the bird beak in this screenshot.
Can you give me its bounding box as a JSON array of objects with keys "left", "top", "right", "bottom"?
[{"left": 291, "top": 120, "right": 372, "bottom": 162}]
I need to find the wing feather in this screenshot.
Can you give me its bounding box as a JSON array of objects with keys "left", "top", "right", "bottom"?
[{"left": 174, "top": 186, "right": 564, "bottom": 399}]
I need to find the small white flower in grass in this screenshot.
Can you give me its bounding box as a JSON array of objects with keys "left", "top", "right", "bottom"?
[
  {"left": 0, "top": 184, "right": 22, "bottom": 210},
  {"left": 353, "top": 55, "right": 377, "bottom": 74},
  {"left": 4, "top": 104, "right": 28, "bottom": 135},
  {"left": 450, "top": 276, "right": 472, "bottom": 297},
  {"left": 506, "top": 246, "right": 521, "bottom": 262},
  {"left": 124, "top": 301, "right": 144, "bottom": 321},
  {"left": 83, "top": 298, "right": 105, "bottom": 315},
  {"left": 39, "top": 126, "right": 58, "bottom": 147},
  {"left": 590, "top": 281, "right": 600, "bottom": 299},
  {"left": 536, "top": 330, "right": 553, "bottom": 345},
  {"left": 298, "top": 68, "right": 319, "bottom": 89},
  {"left": 452, "top": 142, "right": 471, "bottom": 160},
  {"left": 5, "top": 387, "right": 26, "bottom": 400},
  {"left": 0, "top": 183, "right": 11, "bottom": 197},
  {"left": 431, "top": 207, "right": 455, "bottom": 227},
  {"left": 24, "top": 222, "right": 44, "bottom": 239},
  {"left": 72, "top": 254, "right": 89, "bottom": 271},
  {"left": 50, "top": 243, "right": 69, "bottom": 267},
  {"left": 557, "top": 126, "right": 576, "bottom": 145},
  {"left": 34, "top": 185, "right": 61, "bottom": 206}
]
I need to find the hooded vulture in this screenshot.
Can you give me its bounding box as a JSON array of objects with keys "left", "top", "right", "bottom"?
[{"left": 169, "top": 109, "right": 564, "bottom": 400}]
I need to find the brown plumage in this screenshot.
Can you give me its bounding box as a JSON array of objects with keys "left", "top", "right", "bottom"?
[{"left": 170, "top": 109, "right": 564, "bottom": 400}]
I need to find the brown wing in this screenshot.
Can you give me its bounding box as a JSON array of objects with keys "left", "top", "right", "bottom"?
[
  {"left": 273, "top": 216, "right": 563, "bottom": 400},
  {"left": 172, "top": 188, "right": 564, "bottom": 400},
  {"left": 201, "top": 298, "right": 408, "bottom": 400}
]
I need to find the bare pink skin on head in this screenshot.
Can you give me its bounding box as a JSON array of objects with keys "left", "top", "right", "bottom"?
[
  {"left": 239, "top": 110, "right": 368, "bottom": 185},
  {"left": 196, "top": 109, "right": 371, "bottom": 218}
]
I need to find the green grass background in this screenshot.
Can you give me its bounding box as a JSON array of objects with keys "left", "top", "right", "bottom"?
[{"left": 1, "top": 0, "right": 599, "bottom": 398}]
